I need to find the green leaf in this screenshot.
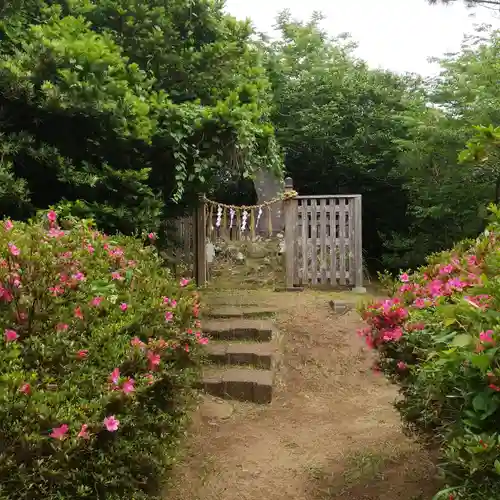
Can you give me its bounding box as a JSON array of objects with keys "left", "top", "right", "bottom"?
[
  {"left": 470, "top": 354, "right": 491, "bottom": 371},
  {"left": 443, "top": 317, "right": 456, "bottom": 326},
  {"left": 451, "top": 334, "right": 473, "bottom": 347},
  {"left": 494, "top": 460, "right": 500, "bottom": 475}
]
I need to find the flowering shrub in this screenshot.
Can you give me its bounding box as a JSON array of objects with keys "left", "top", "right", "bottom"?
[
  {"left": 359, "top": 206, "right": 500, "bottom": 499},
  {"left": 0, "top": 212, "right": 206, "bottom": 500}
]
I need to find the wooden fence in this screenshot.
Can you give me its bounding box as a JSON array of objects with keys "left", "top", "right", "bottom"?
[{"left": 190, "top": 179, "right": 363, "bottom": 290}]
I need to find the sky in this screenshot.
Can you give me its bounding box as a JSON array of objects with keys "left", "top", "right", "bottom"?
[{"left": 224, "top": 0, "right": 500, "bottom": 76}]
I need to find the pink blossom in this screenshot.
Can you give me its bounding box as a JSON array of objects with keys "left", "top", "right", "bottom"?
[
  {"left": 4, "top": 220, "right": 13, "bottom": 231},
  {"left": 143, "top": 373, "right": 154, "bottom": 385},
  {"left": 47, "top": 228, "right": 65, "bottom": 238},
  {"left": 382, "top": 327, "right": 403, "bottom": 342},
  {"left": 47, "top": 210, "right": 57, "bottom": 223},
  {"left": 439, "top": 264, "right": 454, "bottom": 275},
  {"left": 413, "top": 298, "right": 428, "bottom": 309},
  {"left": 127, "top": 260, "right": 137, "bottom": 267},
  {"left": 111, "top": 271, "right": 123, "bottom": 281},
  {"left": 400, "top": 273, "right": 410, "bottom": 283},
  {"left": 50, "top": 424, "right": 69, "bottom": 440},
  {"left": 72, "top": 272, "right": 85, "bottom": 281},
  {"left": 77, "top": 424, "right": 90, "bottom": 439},
  {"left": 86, "top": 244, "right": 95, "bottom": 254},
  {"left": 147, "top": 351, "right": 161, "bottom": 370},
  {"left": 90, "top": 296, "right": 103, "bottom": 307},
  {"left": 8, "top": 243, "right": 20, "bottom": 256},
  {"left": 131, "top": 337, "right": 145, "bottom": 348},
  {"left": 77, "top": 349, "right": 88, "bottom": 359},
  {"left": 119, "top": 302, "right": 128, "bottom": 311},
  {"left": 165, "top": 311, "right": 173, "bottom": 322},
  {"left": 148, "top": 232, "right": 156, "bottom": 241},
  {"left": 19, "top": 383, "right": 31, "bottom": 394},
  {"left": 198, "top": 337, "right": 209, "bottom": 345},
  {"left": 467, "top": 255, "right": 478, "bottom": 266},
  {"left": 56, "top": 323, "right": 69, "bottom": 331},
  {"left": 480, "top": 330, "right": 494, "bottom": 344},
  {"left": 4, "top": 329, "right": 18, "bottom": 342},
  {"left": 179, "top": 278, "right": 190, "bottom": 287},
  {"left": 397, "top": 361, "right": 407, "bottom": 370},
  {"left": 49, "top": 285, "right": 64, "bottom": 296},
  {"left": 103, "top": 415, "right": 120, "bottom": 432},
  {"left": 122, "top": 378, "right": 135, "bottom": 394},
  {"left": 74, "top": 306, "right": 84, "bottom": 319},
  {"left": 109, "top": 368, "right": 120, "bottom": 385}
]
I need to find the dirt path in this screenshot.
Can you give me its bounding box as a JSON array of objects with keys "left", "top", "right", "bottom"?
[{"left": 165, "top": 291, "right": 438, "bottom": 500}]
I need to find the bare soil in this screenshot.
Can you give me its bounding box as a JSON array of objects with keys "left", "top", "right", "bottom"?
[{"left": 165, "top": 290, "right": 439, "bottom": 500}]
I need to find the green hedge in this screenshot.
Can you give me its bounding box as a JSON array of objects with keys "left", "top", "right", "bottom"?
[
  {"left": 360, "top": 206, "right": 500, "bottom": 499},
  {"left": 0, "top": 211, "right": 205, "bottom": 499}
]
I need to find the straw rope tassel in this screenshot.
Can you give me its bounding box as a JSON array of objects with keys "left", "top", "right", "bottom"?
[
  {"left": 268, "top": 206, "right": 273, "bottom": 237},
  {"left": 236, "top": 209, "right": 241, "bottom": 238}
]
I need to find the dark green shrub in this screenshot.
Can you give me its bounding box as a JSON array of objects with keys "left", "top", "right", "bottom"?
[{"left": 0, "top": 211, "right": 205, "bottom": 499}]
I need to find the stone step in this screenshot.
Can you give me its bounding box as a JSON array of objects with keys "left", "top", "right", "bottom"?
[
  {"left": 205, "top": 341, "right": 277, "bottom": 369},
  {"left": 203, "top": 319, "right": 275, "bottom": 342},
  {"left": 207, "top": 306, "right": 275, "bottom": 319},
  {"left": 200, "top": 367, "right": 274, "bottom": 404}
]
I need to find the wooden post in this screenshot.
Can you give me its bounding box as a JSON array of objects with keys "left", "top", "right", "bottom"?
[
  {"left": 284, "top": 177, "right": 297, "bottom": 289},
  {"left": 352, "top": 195, "right": 366, "bottom": 293},
  {"left": 194, "top": 193, "right": 207, "bottom": 286}
]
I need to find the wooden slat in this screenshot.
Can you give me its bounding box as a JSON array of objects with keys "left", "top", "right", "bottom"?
[
  {"left": 329, "top": 199, "right": 337, "bottom": 286},
  {"left": 338, "top": 198, "right": 346, "bottom": 285},
  {"left": 353, "top": 195, "right": 363, "bottom": 288},
  {"left": 300, "top": 202, "right": 307, "bottom": 285},
  {"left": 348, "top": 199, "right": 355, "bottom": 286},
  {"left": 310, "top": 199, "right": 318, "bottom": 285},
  {"left": 319, "top": 199, "right": 327, "bottom": 284}
]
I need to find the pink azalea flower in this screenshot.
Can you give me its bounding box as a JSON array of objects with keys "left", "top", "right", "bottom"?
[
  {"left": 131, "top": 337, "right": 145, "bottom": 348},
  {"left": 198, "top": 337, "right": 209, "bottom": 345},
  {"left": 103, "top": 415, "right": 120, "bottom": 432},
  {"left": 439, "top": 264, "right": 454, "bottom": 275},
  {"left": 56, "top": 323, "right": 69, "bottom": 331},
  {"left": 90, "top": 296, "right": 103, "bottom": 307},
  {"left": 480, "top": 330, "right": 494, "bottom": 344},
  {"left": 467, "top": 255, "right": 478, "bottom": 266},
  {"left": 19, "top": 383, "right": 31, "bottom": 394},
  {"left": 147, "top": 351, "right": 161, "bottom": 370},
  {"left": 143, "top": 373, "right": 154, "bottom": 385},
  {"left": 170, "top": 299, "right": 177, "bottom": 307},
  {"left": 77, "top": 424, "right": 90, "bottom": 439},
  {"left": 8, "top": 243, "right": 20, "bottom": 256},
  {"left": 47, "top": 210, "right": 57, "bottom": 223},
  {"left": 74, "top": 306, "right": 84, "bottom": 319},
  {"left": 72, "top": 272, "right": 85, "bottom": 281},
  {"left": 163, "top": 296, "right": 170, "bottom": 304},
  {"left": 413, "top": 298, "right": 427, "bottom": 309},
  {"left": 4, "top": 220, "right": 13, "bottom": 231},
  {"left": 165, "top": 311, "right": 173, "bottom": 322},
  {"left": 120, "top": 302, "right": 128, "bottom": 311},
  {"left": 184, "top": 344, "right": 190, "bottom": 352},
  {"left": 109, "top": 368, "right": 120, "bottom": 385},
  {"left": 111, "top": 271, "right": 123, "bottom": 281},
  {"left": 49, "top": 285, "right": 64, "bottom": 296},
  {"left": 77, "top": 349, "right": 89, "bottom": 359},
  {"left": 50, "top": 424, "right": 69, "bottom": 440},
  {"left": 400, "top": 273, "right": 409, "bottom": 283},
  {"left": 4, "top": 329, "right": 18, "bottom": 342},
  {"left": 148, "top": 232, "right": 156, "bottom": 241},
  {"left": 122, "top": 378, "right": 135, "bottom": 394},
  {"left": 86, "top": 244, "right": 95, "bottom": 254},
  {"left": 397, "top": 361, "right": 407, "bottom": 370},
  {"left": 179, "top": 278, "right": 190, "bottom": 287}
]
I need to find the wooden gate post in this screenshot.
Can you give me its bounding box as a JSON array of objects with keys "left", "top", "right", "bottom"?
[
  {"left": 194, "top": 193, "right": 207, "bottom": 286},
  {"left": 284, "top": 177, "right": 297, "bottom": 289},
  {"left": 352, "top": 195, "right": 366, "bottom": 293}
]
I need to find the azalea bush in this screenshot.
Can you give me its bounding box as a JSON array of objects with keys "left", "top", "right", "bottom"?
[
  {"left": 0, "top": 211, "right": 206, "bottom": 500},
  {"left": 359, "top": 206, "right": 500, "bottom": 499}
]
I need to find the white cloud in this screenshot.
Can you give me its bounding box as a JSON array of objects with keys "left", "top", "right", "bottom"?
[{"left": 224, "top": 0, "right": 500, "bottom": 75}]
